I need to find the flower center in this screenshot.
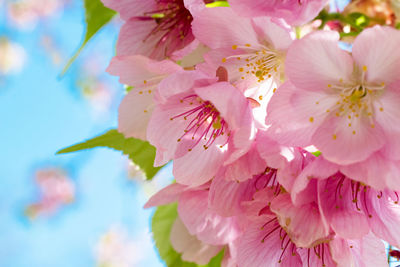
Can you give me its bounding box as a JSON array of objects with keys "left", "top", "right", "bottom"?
[
  {"left": 311, "top": 65, "right": 386, "bottom": 139},
  {"left": 259, "top": 217, "right": 329, "bottom": 265},
  {"left": 222, "top": 43, "right": 280, "bottom": 83},
  {"left": 170, "top": 94, "right": 230, "bottom": 151},
  {"left": 331, "top": 173, "right": 399, "bottom": 218},
  {"left": 139, "top": 0, "right": 193, "bottom": 50}
]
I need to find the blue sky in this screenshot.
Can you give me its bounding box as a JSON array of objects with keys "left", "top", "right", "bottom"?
[{"left": 0, "top": 1, "right": 167, "bottom": 266}]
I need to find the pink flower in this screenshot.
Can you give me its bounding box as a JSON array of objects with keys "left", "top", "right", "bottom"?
[
  {"left": 192, "top": 6, "right": 293, "bottom": 91},
  {"left": 293, "top": 155, "right": 400, "bottom": 247},
  {"left": 145, "top": 182, "right": 242, "bottom": 256},
  {"left": 106, "top": 55, "right": 181, "bottom": 140},
  {"left": 267, "top": 26, "right": 400, "bottom": 165},
  {"left": 237, "top": 188, "right": 388, "bottom": 267},
  {"left": 146, "top": 69, "right": 255, "bottom": 186},
  {"left": 102, "top": 0, "right": 202, "bottom": 60},
  {"left": 228, "top": 0, "right": 330, "bottom": 26}
]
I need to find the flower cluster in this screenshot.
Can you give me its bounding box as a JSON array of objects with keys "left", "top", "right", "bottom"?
[{"left": 103, "top": 0, "right": 400, "bottom": 266}]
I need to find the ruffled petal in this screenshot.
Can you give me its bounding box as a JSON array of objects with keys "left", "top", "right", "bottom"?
[
  {"left": 270, "top": 194, "right": 330, "bottom": 248},
  {"left": 317, "top": 178, "right": 370, "bottom": 239},
  {"left": 209, "top": 173, "right": 258, "bottom": 217},
  {"left": 178, "top": 190, "right": 241, "bottom": 245},
  {"left": 170, "top": 217, "right": 223, "bottom": 265},
  {"left": 223, "top": 143, "right": 265, "bottom": 182}
]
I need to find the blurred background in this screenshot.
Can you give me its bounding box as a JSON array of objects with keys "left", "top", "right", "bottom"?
[
  {"left": 1, "top": 0, "right": 400, "bottom": 266},
  {"left": 0, "top": 0, "right": 168, "bottom": 266}
]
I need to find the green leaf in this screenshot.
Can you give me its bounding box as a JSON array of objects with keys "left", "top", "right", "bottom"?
[
  {"left": 57, "top": 129, "right": 161, "bottom": 180},
  {"left": 61, "top": 0, "right": 116, "bottom": 76},
  {"left": 205, "top": 1, "right": 229, "bottom": 7},
  {"left": 152, "top": 204, "right": 224, "bottom": 267},
  {"left": 311, "top": 151, "right": 322, "bottom": 157}
]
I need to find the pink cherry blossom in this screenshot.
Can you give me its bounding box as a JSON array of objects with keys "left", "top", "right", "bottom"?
[
  {"left": 237, "top": 188, "right": 388, "bottom": 267},
  {"left": 228, "top": 0, "right": 330, "bottom": 26},
  {"left": 145, "top": 182, "right": 242, "bottom": 252},
  {"left": 267, "top": 26, "right": 400, "bottom": 165},
  {"left": 106, "top": 55, "right": 181, "bottom": 140},
  {"left": 192, "top": 6, "right": 293, "bottom": 91},
  {"left": 146, "top": 69, "right": 255, "bottom": 186},
  {"left": 101, "top": 0, "right": 203, "bottom": 60},
  {"left": 293, "top": 155, "right": 400, "bottom": 247}
]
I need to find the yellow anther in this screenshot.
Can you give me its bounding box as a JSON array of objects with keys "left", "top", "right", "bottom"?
[
  {"left": 352, "top": 130, "right": 356, "bottom": 135},
  {"left": 139, "top": 91, "right": 143, "bottom": 94},
  {"left": 371, "top": 124, "right": 375, "bottom": 128},
  {"left": 259, "top": 95, "right": 263, "bottom": 100},
  {"left": 148, "top": 90, "right": 152, "bottom": 93},
  {"left": 333, "top": 134, "right": 337, "bottom": 140},
  {"left": 315, "top": 101, "right": 319, "bottom": 105},
  {"left": 273, "top": 88, "right": 277, "bottom": 93},
  {"left": 327, "top": 84, "right": 332, "bottom": 88},
  {"left": 326, "top": 109, "right": 330, "bottom": 113},
  {"left": 239, "top": 67, "right": 244, "bottom": 72},
  {"left": 143, "top": 80, "right": 147, "bottom": 84},
  {"left": 245, "top": 43, "right": 251, "bottom": 47},
  {"left": 222, "top": 57, "right": 227, "bottom": 63},
  {"left": 362, "top": 65, "right": 368, "bottom": 72},
  {"left": 144, "top": 110, "right": 148, "bottom": 113},
  {"left": 348, "top": 123, "right": 351, "bottom": 127},
  {"left": 309, "top": 117, "right": 314, "bottom": 122},
  {"left": 232, "top": 45, "right": 237, "bottom": 50},
  {"left": 379, "top": 107, "right": 384, "bottom": 112}
]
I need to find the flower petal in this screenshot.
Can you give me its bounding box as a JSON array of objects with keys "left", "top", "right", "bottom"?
[
  {"left": 192, "top": 7, "right": 258, "bottom": 49},
  {"left": 352, "top": 26, "right": 400, "bottom": 85},
  {"left": 267, "top": 82, "right": 337, "bottom": 147},
  {"left": 312, "top": 115, "right": 385, "bottom": 165},
  {"left": 170, "top": 217, "right": 222, "bottom": 265},
  {"left": 285, "top": 31, "right": 353, "bottom": 91}
]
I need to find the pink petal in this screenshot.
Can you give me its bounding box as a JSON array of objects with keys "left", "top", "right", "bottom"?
[
  {"left": 237, "top": 216, "right": 298, "bottom": 267},
  {"left": 317, "top": 178, "right": 370, "bottom": 239},
  {"left": 118, "top": 88, "right": 154, "bottom": 140},
  {"left": 267, "top": 82, "right": 337, "bottom": 147},
  {"left": 116, "top": 19, "right": 161, "bottom": 57},
  {"left": 292, "top": 156, "right": 339, "bottom": 204},
  {"left": 101, "top": 0, "right": 156, "bottom": 20},
  {"left": 147, "top": 103, "right": 192, "bottom": 166},
  {"left": 352, "top": 26, "right": 400, "bottom": 85},
  {"left": 158, "top": 70, "right": 212, "bottom": 102},
  {"left": 170, "top": 217, "right": 222, "bottom": 265},
  {"left": 270, "top": 194, "right": 330, "bottom": 248},
  {"left": 173, "top": 139, "right": 227, "bottom": 186},
  {"left": 312, "top": 115, "right": 385, "bottom": 165},
  {"left": 340, "top": 152, "right": 400, "bottom": 191},
  {"left": 144, "top": 183, "right": 186, "bottom": 208},
  {"left": 178, "top": 190, "right": 241, "bottom": 245},
  {"left": 285, "top": 31, "right": 354, "bottom": 91},
  {"left": 349, "top": 233, "right": 388, "bottom": 267},
  {"left": 191, "top": 7, "right": 258, "bottom": 49},
  {"left": 209, "top": 173, "right": 258, "bottom": 217},
  {"left": 223, "top": 144, "right": 266, "bottom": 182},
  {"left": 367, "top": 190, "right": 400, "bottom": 247},
  {"left": 251, "top": 17, "right": 294, "bottom": 51}
]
